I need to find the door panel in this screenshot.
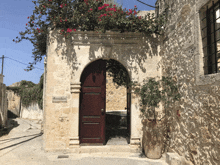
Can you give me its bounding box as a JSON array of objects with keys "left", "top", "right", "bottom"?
[{"left": 80, "top": 60, "right": 106, "bottom": 144}]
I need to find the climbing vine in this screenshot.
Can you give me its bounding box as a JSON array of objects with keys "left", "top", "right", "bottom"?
[
  {"left": 7, "top": 73, "right": 44, "bottom": 109},
  {"left": 13, "top": 0, "right": 166, "bottom": 71}
]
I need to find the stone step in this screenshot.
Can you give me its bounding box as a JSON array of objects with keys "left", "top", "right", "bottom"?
[
  {"left": 47, "top": 152, "right": 169, "bottom": 165},
  {"left": 79, "top": 145, "right": 141, "bottom": 154}
]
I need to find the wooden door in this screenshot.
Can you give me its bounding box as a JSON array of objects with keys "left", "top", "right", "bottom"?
[{"left": 80, "top": 59, "right": 106, "bottom": 144}]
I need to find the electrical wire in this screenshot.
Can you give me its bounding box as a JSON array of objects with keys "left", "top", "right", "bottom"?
[
  {"left": 4, "top": 57, "right": 44, "bottom": 70},
  {"left": 136, "top": 0, "right": 156, "bottom": 8}
]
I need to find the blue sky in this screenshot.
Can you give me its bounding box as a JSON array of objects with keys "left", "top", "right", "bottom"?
[{"left": 0, "top": 0, "right": 157, "bottom": 86}]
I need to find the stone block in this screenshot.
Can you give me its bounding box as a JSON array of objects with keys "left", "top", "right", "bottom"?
[
  {"left": 166, "top": 153, "right": 182, "bottom": 165},
  {"left": 63, "top": 108, "right": 70, "bottom": 114}
]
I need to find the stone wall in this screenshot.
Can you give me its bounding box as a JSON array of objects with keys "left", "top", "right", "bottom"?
[
  {"left": 7, "top": 82, "right": 21, "bottom": 117},
  {"left": 44, "top": 29, "right": 161, "bottom": 151},
  {"left": 20, "top": 102, "right": 43, "bottom": 120},
  {"left": 106, "top": 72, "right": 126, "bottom": 111},
  {"left": 0, "top": 82, "right": 8, "bottom": 127},
  {"left": 157, "top": 0, "right": 220, "bottom": 164},
  {"left": 7, "top": 81, "right": 43, "bottom": 120}
]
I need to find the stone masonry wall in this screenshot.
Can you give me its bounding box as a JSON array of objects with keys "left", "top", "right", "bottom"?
[
  {"left": 7, "top": 82, "right": 21, "bottom": 117},
  {"left": 106, "top": 72, "right": 126, "bottom": 111},
  {"left": 0, "top": 83, "right": 8, "bottom": 127},
  {"left": 7, "top": 81, "right": 43, "bottom": 120},
  {"left": 44, "top": 29, "right": 161, "bottom": 151},
  {"left": 157, "top": 0, "right": 220, "bottom": 164}
]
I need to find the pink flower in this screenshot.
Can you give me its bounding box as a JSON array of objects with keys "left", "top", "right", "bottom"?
[
  {"left": 61, "top": 29, "right": 64, "bottom": 32},
  {"left": 99, "top": 19, "right": 101, "bottom": 21},
  {"left": 134, "top": 10, "right": 137, "bottom": 15},
  {"left": 60, "top": 4, "right": 63, "bottom": 8},
  {"left": 65, "top": 18, "right": 67, "bottom": 21},
  {"left": 113, "top": 5, "right": 116, "bottom": 7},
  {"left": 43, "top": 5, "right": 45, "bottom": 8},
  {"left": 134, "top": 5, "right": 136, "bottom": 7},
  {"left": 65, "top": 4, "right": 67, "bottom": 6},
  {"left": 90, "top": 8, "right": 92, "bottom": 11},
  {"left": 98, "top": 7, "right": 102, "bottom": 10},
  {"left": 26, "top": 23, "right": 28, "bottom": 26},
  {"left": 139, "top": 16, "right": 141, "bottom": 19},
  {"left": 60, "top": 20, "right": 62, "bottom": 22},
  {"left": 27, "top": 17, "right": 29, "bottom": 19},
  {"left": 37, "top": 28, "right": 39, "bottom": 30},
  {"left": 73, "top": 29, "right": 76, "bottom": 32},
  {"left": 32, "top": 21, "right": 34, "bottom": 23},
  {"left": 67, "top": 28, "right": 72, "bottom": 33},
  {"left": 104, "top": 14, "right": 107, "bottom": 16}
]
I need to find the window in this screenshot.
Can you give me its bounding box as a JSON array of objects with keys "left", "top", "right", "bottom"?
[{"left": 201, "top": 0, "right": 220, "bottom": 74}]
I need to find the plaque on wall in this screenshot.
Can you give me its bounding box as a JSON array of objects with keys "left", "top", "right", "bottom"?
[{"left": 52, "top": 96, "right": 67, "bottom": 103}]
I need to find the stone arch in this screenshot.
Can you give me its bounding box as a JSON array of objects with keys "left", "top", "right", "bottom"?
[
  {"left": 78, "top": 58, "right": 131, "bottom": 144},
  {"left": 79, "top": 57, "right": 131, "bottom": 83}
]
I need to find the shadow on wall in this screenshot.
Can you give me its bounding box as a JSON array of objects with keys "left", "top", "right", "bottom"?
[
  {"left": 7, "top": 110, "right": 18, "bottom": 119},
  {"left": 49, "top": 30, "right": 161, "bottom": 78}
]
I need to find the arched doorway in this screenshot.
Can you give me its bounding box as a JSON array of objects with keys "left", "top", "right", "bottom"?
[{"left": 79, "top": 59, "right": 131, "bottom": 145}]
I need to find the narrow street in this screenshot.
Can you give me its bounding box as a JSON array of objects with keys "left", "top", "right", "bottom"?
[{"left": 0, "top": 118, "right": 167, "bottom": 165}]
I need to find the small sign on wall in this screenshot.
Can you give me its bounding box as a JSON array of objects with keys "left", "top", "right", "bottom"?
[{"left": 52, "top": 96, "right": 67, "bottom": 103}]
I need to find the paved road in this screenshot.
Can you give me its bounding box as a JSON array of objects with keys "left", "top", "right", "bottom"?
[{"left": 0, "top": 118, "right": 168, "bottom": 165}]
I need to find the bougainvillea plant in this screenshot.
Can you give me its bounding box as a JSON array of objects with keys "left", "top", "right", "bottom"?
[{"left": 13, "top": 0, "right": 165, "bottom": 71}]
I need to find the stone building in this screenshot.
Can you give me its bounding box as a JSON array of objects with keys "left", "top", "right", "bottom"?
[
  {"left": 43, "top": 0, "right": 220, "bottom": 164},
  {"left": 156, "top": 0, "right": 220, "bottom": 164},
  {"left": 0, "top": 74, "right": 8, "bottom": 128}
]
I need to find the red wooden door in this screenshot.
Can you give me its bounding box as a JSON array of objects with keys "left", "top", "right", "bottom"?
[{"left": 80, "top": 59, "right": 106, "bottom": 144}]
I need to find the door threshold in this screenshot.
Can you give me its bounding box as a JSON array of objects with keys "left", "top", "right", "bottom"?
[{"left": 80, "top": 143, "right": 104, "bottom": 146}]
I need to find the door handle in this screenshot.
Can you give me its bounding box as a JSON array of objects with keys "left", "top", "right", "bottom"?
[{"left": 101, "top": 109, "right": 104, "bottom": 112}]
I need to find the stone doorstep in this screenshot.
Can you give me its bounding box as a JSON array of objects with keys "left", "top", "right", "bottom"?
[
  {"left": 46, "top": 151, "right": 168, "bottom": 165},
  {"left": 79, "top": 145, "right": 141, "bottom": 154},
  {"left": 45, "top": 146, "right": 168, "bottom": 164}
]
